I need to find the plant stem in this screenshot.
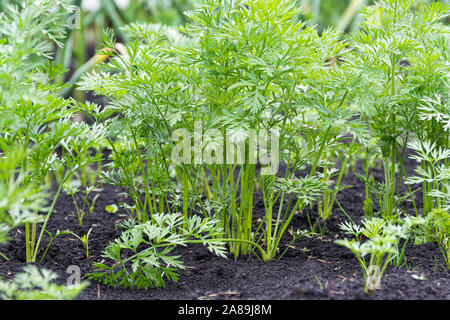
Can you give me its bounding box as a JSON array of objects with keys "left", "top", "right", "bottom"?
[
  {"left": 32, "top": 171, "right": 74, "bottom": 263},
  {"left": 0, "top": 251, "right": 9, "bottom": 261},
  {"left": 182, "top": 168, "right": 189, "bottom": 225}
]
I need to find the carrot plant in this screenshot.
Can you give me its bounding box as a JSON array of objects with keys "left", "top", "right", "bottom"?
[
  {"left": 0, "top": 265, "right": 88, "bottom": 300},
  {"left": 420, "top": 209, "right": 450, "bottom": 269},
  {"left": 411, "top": 97, "right": 450, "bottom": 215},
  {"left": 79, "top": 24, "right": 190, "bottom": 223},
  {"left": 333, "top": 0, "right": 449, "bottom": 292},
  {"left": 342, "top": 0, "right": 449, "bottom": 219},
  {"left": 80, "top": 0, "right": 372, "bottom": 261},
  {"left": 63, "top": 180, "right": 100, "bottom": 227},
  {"left": 407, "top": 141, "right": 450, "bottom": 268},
  {"left": 88, "top": 213, "right": 227, "bottom": 289},
  {"left": 299, "top": 59, "right": 368, "bottom": 222},
  {"left": 177, "top": 0, "right": 357, "bottom": 260},
  {"left": 0, "top": 149, "right": 47, "bottom": 247},
  {"left": 336, "top": 215, "right": 424, "bottom": 293},
  {"left": 74, "top": 0, "right": 450, "bottom": 290},
  {"left": 70, "top": 228, "right": 93, "bottom": 261},
  {"left": 0, "top": 0, "right": 106, "bottom": 262},
  {"left": 407, "top": 140, "right": 450, "bottom": 214}
]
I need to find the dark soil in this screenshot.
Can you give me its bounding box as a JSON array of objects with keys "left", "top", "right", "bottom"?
[{"left": 0, "top": 155, "right": 449, "bottom": 300}]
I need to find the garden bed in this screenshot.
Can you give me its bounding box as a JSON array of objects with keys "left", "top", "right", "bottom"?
[
  {"left": 1, "top": 158, "right": 448, "bottom": 300},
  {"left": 1, "top": 0, "right": 449, "bottom": 302}
]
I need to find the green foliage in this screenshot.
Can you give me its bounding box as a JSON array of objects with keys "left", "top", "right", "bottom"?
[
  {"left": 63, "top": 180, "right": 100, "bottom": 227},
  {"left": 0, "top": 0, "right": 106, "bottom": 262},
  {"left": 419, "top": 209, "right": 450, "bottom": 268},
  {"left": 299, "top": 0, "right": 369, "bottom": 32},
  {"left": 79, "top": 24, "right": 186, "bottom": 223},
  {"left": 0, "top": 265, "right": 88, "bottom": 300},
  {"left": 88, "top": 213, "right": 226, "bottom": 289},
  {"left": 0, "top": 149, "right": 47, "bottom": 244},
  {"left": 80, "top": 0, "right": 353, "bottom": 260},
  {"left": 70, "top": 228, "right": 93, "bottom": 260},
  {"left": 78, "top": 0, "right": 449, "bottom": 293},
  {"left": 408, "top": 140, "right": 450, "bottom": 269},
  {"left": 341, "top": 0, "right": 450, "bottom": 218},
  {"left": 0, "top": 0, "right": 447, "bottom": 295},
  {"left": 407, "top": 140, "right": 450, "bottom": 214},
  {"left": 177, "top": 0, "right": 350, "bottom": 258},
  {"left": 336, "top": 216, "right": 424, "bottom": 293}
]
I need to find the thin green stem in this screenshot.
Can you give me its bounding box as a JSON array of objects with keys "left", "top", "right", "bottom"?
[
  {"left": 32, "top": 170, "right": 75, "bottom": 263},
  {"left": 0, "top": 251, "right": 9, "bottom": 261}
]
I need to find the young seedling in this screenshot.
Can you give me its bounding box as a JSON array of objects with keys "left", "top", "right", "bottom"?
[
  {"left": 413, "top": 206, "right": 450, "bottom": 270},
  {"left": 335, "top": 216, "right": 424, "bottom": 293},
  {"left": 88, "top": 213, "right": 227, "bottom": 289},
  {"left": 40, "top": 229, "right": 74, "bottom": 263},
  {"left": 278, "top": 228, "right": 318, "bottom": 260},
  {"left": 63, "top": 180, "right": 100, "bottom": 227},
  {"left": 70, "top": 228, "right": 93, "bottom": 261}
]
